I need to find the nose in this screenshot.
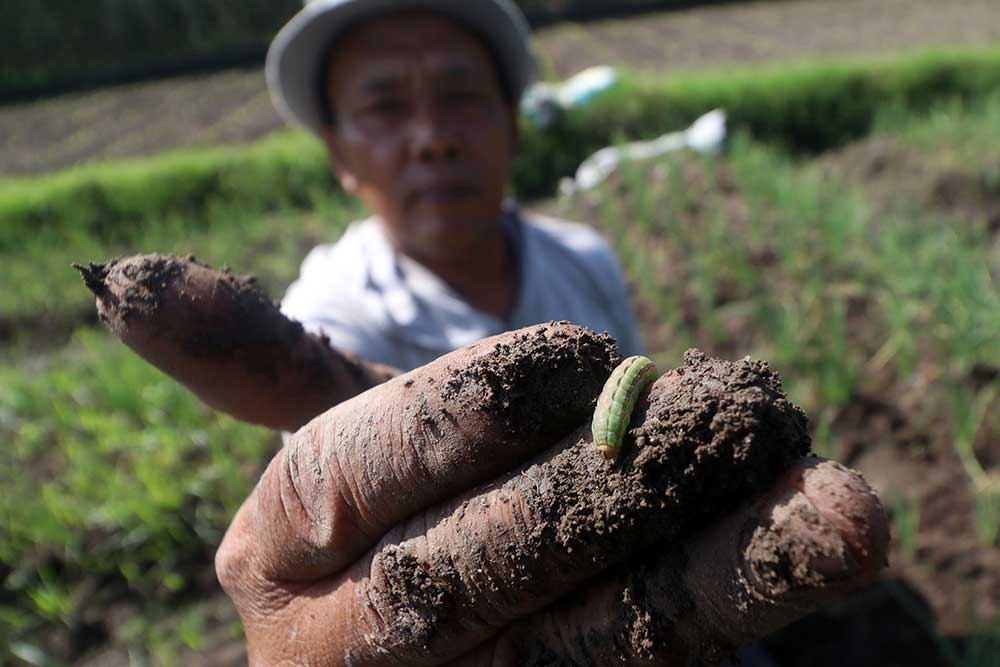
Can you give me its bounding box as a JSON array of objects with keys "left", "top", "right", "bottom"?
[{"left": 411, "top": 102, "right": 460, "bottom": 163}]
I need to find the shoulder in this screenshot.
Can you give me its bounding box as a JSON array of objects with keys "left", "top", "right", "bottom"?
[
  {"left": 280, "top": 217, "right": 388, "bottom": 326},
  {"left": 522, "top": 212, "right": 623, "bottom": 278},
  {"left": 516, "top": 211, "right": 645, "bottom": 356},
  {"left": 524, "top": 213, "right": 611, "bottom": 251},
  {"left": 280, "top": 223, "right": 402, "bottom": 364},
  {"left": 295, "top": 217, "right": 383, "bottom": 282}
]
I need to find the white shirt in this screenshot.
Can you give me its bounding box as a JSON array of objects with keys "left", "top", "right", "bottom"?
[{"left": 281, "top": 204, "right": 644, "bottom": 371}]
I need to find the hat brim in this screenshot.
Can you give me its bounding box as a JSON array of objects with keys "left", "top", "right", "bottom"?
[{"left": 266, "top": 0, "right": 536, "bottom": 137}]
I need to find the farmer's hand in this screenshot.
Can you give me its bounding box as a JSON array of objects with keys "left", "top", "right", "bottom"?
[{"left": 215, "top": 323, "right": 890, "bottom": 666}]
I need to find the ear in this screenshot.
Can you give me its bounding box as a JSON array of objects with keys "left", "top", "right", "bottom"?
[{"left": 320, "top": 126, "right": 360, "bottom": 195}]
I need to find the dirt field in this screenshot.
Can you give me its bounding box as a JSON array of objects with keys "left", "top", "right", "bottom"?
[{"left": 2, "top": 0, "right": 1000, "bottom": 177}]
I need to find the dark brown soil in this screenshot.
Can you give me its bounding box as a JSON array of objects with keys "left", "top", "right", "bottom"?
[
  {"left": 817, "top": 135, "right": 1000, "bottom": 236},
  {"left": 77, "top": 254, "right": 188, "bottom": 322},
  {"left": 77, "top": 252, "right": 341, "bottom": 381},
  {"left": 441, "top": 322, "right": 621, "bottom": 440},
  {"left": 76, "top": 254, "right": 281, "bottom": 355},
  {"left": 357, "top": 348, "right": 812, "bottom": 663},
  {"left": 533, "top": 350, "right": 811, "bottom": 562}
]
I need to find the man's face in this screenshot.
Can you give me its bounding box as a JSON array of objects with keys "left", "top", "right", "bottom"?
[{"left": 321, "top": 13, "right": 518, "bottom": 263}]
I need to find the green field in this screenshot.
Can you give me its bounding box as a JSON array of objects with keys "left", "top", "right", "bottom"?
[{"left": 2, "top": 31, "right": 1000, "bottom": 667}]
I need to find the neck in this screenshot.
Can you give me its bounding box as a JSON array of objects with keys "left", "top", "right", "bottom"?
[{"left": 388, "top": 221, "right": 518, "bottom": 321}]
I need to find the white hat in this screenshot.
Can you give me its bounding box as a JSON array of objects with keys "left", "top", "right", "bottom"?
[{"left": 266, "top": 0, "right": 537, "bottom": 137}]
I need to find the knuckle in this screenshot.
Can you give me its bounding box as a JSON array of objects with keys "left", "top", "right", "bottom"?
[
  {"left": 281, "top": 427, "right": 372, "bottom": 554},
  {"left": 353, "top": 534, "right": 458, "bottom": 665},
  {"left": 215, "top": 518, "right": 299, "bottom": 621},
  {"left": 279, "top": 432, "right": 334, "bottom": 549},
  {"left": 215, "top": 531, "right": 251, "bottom": 599}
]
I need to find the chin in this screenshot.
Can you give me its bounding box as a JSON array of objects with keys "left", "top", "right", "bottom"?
[
  {"left": 419, "top": 206, "right": 497, "bottom": 232},
  {"left": 409, "top": 218, "right": 495, "bottom": 260}
]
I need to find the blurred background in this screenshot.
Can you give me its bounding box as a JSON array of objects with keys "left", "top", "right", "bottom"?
[{"left": 1, "top": 0, "right": 998, "bottom": 665}]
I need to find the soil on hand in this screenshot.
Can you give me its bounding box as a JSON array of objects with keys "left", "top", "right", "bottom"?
[
  {"left": 364, "top": 348, "right": 812, "bottom": 663},
  {"left": 76, "top": 253, "right": 301, "bottom": 367},
  {"left": 75, "top": 253, "right": 392, "bottom": 429}
]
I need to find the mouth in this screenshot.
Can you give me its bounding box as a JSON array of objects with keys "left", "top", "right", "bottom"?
[{"left": 411, "top": 183, "right": 478, "bottom": 204}]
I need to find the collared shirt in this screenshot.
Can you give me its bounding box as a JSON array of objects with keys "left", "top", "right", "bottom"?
[{"left": 281, "top": 203, "right": 644, "bottom": 371}]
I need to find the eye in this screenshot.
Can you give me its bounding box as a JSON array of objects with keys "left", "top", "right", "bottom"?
[
  {"left": 364, "top": 97, "right": 407, "bottom": 116},
  {"left": 444, "top": 88, "right": 484, "bottom": 105}
]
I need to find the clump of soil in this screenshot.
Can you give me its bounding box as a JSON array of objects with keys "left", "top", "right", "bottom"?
[
  {"left": 442, "top": 322, "right": 621, "bottom": 439},
  {"left": 534, "top": 350, "right": 811, "bottom": 559}
]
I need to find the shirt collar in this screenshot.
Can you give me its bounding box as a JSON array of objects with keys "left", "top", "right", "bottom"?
[{"left": 367, "top": 201, "right": 527, "bottom": 348}]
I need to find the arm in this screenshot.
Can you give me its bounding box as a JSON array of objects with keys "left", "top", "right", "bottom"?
[{"left": 77, "top": 254, "right": 398, "bottom": 432}]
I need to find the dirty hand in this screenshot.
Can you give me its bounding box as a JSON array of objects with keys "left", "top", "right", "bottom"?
[
  {"left": 215, "top": 323, "right": 890, "bottom": 666},
  {"left": 78, "top": 254, "right": 398, "bottom": 432}
]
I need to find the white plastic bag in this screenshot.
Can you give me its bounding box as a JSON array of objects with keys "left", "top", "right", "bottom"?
[{"left": 560, "top": 109, "right": 727, "bottom": 195}]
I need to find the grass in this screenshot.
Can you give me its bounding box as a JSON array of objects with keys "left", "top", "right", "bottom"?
[
  {"left": 1, "top": 78, "right": 999, "bottom": 665},
  {"left": 573, "top": 136, "right": 872, "bottom": 420},
  {"left": 0, "top": 185, "right": 362, "bottom": 661},
  {"left": 889, "top": 491, "right": 922, "bottom": 560},
  {"left": 950, "top": 383, "right": 1000, "bottom": 545},
  {"left": 876, "top": 89, "right": 1000, "bottom": 164},
  {"left": 0, "top": 330, "right": 279, "bottom": 661},
  {"left": 5, "top": 47, "right": 1000, "bottom": 250},
  {"left": 0, "top": 129, "right": 332, "bottom": 253},
  {"left": 517, "top": 46, "right": 1000, "bottom": 196},
  {"left": 0, "top": 187, "right": 363, "bottom": 345}
]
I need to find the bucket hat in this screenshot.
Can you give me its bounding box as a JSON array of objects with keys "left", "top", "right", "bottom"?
[{"left": 266, "top": 0, "right": 536, "bottom": 137}]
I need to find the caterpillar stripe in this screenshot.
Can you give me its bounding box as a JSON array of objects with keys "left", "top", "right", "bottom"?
[{"left": 592, "top": 355, "right": 658, "bottom": 460}]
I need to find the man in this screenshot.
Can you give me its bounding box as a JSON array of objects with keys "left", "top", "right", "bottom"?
[
  {"left": 271, "top": 0, "right": 644, "bottom": 370},
  {"left": 86, "top": 1, "right": 888, "bottom": 664}
]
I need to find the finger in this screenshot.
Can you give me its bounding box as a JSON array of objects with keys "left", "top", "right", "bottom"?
[
  {"left": 452, "top": 457, "right": 890, "bottom": 666},
  {"left": 220, "top": 322, "right": 620, "bottom": 583},
  {"left": 77, "top": 253, "right": 397, "bottom": 431},
  {"left": 224, "top": 351, "right": 814, "bottom": 666}
]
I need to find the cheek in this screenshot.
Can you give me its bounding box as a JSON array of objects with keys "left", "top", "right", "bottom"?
[
  {"left": 462, "top": 114, "right": 515, "bottom": 174},
  {"left": 369, "top": 138, "right": 406, "bottom": 171},
  {"left": 340, "top": 128, "right": 405, "bottom": 183}
]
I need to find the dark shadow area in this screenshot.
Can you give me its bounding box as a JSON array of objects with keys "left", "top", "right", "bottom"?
[
  {"left": 763, "top": 579, "right": 958, "bottom": 667},
  {"left": 0, "top": 48, "right": 269, "bottom": 106},
  {"left": 525, "top": 0, "right": 750, "bottom": 28}
]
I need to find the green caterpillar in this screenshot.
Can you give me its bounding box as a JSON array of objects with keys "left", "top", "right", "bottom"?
[{"left": 592, "top": 355, "right": 659, "bottom": 460}]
